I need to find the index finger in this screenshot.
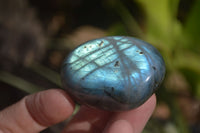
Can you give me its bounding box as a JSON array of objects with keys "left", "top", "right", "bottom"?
[{"left": 103, "top": 94, "right": 156, "bottom": 133}]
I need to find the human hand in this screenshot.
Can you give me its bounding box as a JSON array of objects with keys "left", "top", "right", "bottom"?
[{"left": 0, "top": 89, "right": 156, "bottom": 133}]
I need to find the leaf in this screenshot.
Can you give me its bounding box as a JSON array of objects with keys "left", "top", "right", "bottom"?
[
  {"left": 174, "top": 51, "right": 200, "bottom": 74},
  {"left": 0, "top": 71, "right": 45, "bottom": 94},
  {"left": 184, "top": 0, "right": 200, "bottom": 47},
  {"left": 135, "top": 0, "right": 180, "bottom": 45},
  {"left": 106, "top": 0, "right": 144, "bottom": 37},
  {"left": 30, "top": 63, "right": 62, "bottom": 87},
  {"left": 107, "top": 22, "right": 128, "bottom": 36}
]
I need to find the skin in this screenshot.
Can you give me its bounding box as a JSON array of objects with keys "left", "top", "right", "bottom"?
[{"left": 0, "top": 89, "right": 156, "bottom": 133}]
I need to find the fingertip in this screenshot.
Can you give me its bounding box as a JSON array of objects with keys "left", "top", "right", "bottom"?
[
  {"left": 104, "top": 94, "right": 156, "bottom": 133},
  {"left": 103, "top": 120, "right": 133, "bottom": 133},
  {"left": 25, "top": 89, "right": 75, "bottom": 127}
]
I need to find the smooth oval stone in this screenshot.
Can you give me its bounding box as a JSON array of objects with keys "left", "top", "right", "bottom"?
[{"left": 61, "top": 36, "right": 165, "bottom": 111}]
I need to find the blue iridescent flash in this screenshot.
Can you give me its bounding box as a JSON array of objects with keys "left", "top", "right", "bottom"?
[{"left": 61, "top": 36, "right": 165, "bottom": 111}]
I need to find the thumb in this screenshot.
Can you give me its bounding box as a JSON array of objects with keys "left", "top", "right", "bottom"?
[{"left": 0, "top": 89, "right": 75, "bottom": 133}]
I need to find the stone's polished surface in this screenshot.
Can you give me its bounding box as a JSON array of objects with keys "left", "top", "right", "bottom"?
[{"left": 61, "top": 36, "right": 165, "bottom": 111}]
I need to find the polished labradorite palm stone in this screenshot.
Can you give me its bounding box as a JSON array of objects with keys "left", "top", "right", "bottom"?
[{"left": 61, "top": 36, "right": 165, "bottom": 111}]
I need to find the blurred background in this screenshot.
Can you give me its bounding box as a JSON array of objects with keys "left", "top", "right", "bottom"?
[{"left": 0, "top": 0, "right": 199, "bottom": 132}]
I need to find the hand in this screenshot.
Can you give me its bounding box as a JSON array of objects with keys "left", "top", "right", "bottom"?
[{"left": 0, "top": 89, "right": 156, "bottom": 133}]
